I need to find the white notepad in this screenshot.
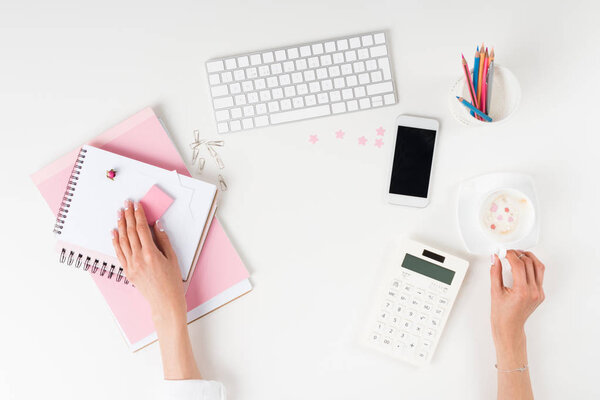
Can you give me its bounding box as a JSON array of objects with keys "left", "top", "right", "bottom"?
[{"left": 54, "top": 145, "right": 218, "bottom": 281}]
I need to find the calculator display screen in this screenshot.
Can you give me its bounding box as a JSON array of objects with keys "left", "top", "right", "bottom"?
[{"left": 402, "top": 254, "right": 455, "bottom": 285}]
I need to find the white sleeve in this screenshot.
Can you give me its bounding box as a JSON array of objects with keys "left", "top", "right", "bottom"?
[{"left": 162, "top": 380, "right": 225, "bottom": 400}]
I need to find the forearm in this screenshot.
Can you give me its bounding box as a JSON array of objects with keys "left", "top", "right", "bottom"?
[
  {"left": 494, "top": 330, "right": 533, "bottom": 400},
  {"left": 153, "top": 310, "right": 202, "bottom": 380}
]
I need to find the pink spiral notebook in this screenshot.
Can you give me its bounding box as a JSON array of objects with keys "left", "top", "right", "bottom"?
[{"left": 31, "top": 108, "right": 252, "bottom": 351}]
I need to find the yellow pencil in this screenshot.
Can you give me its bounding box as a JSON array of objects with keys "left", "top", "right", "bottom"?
[{"left": 477, "top": 43, "right": 485, "bottom": 107}]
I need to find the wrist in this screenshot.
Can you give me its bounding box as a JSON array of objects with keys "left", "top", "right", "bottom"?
[
  {"left": 151, "top": 301, "right": 187, "bottom": 331},
  {"left": 493, "top": 328, "right": 528, "bottom": 369}
]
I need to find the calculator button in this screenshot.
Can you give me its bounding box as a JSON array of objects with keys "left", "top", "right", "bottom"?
[
  {"left": 403, "top": 284, "right": 414, "bottom": 293},
  {"left": 416, "top": 313, "right": 428, "bottom": 324},
  {"left": 426, "top": 292, "right": 436, "bottom": 302},
  {"left": 412, "top": 324, "right": 424, "bottom": 336},
  {"left": 394, "top": 305, "right": 404, "bottom": 315},
  {"left": 405, "top": 308, "right": 417, "bottom": 319},
  {"left": 379, "top": 311, "right": 389, "bottom": 321},
  {"left": 385, "top": 326, "right": 395, "bottom": 336},
  {"left": 369, "top": 332, "right": 381, "bottom": 344},
  {"left": 393, "top": 342, "right": 406, "bottom": 353},
  {"left": 391, "top": 279, "right": 401, "bottom": 289},
  {"left": 390, "top": 315, "right": 401, "bottom": 327},
  {"left": 430, "top": 318, "right": 440, "bottom": 329},
  {"left": 422, "top": 302, "right": 433, "bottom": 312},
  {"left": 438, "top": 297, "right": 449, "bottom": 306},
  {"left": 374, "top": 321, "right": 385, "bottom": 333},
  {"left": 386, "top": 289, "right": 398, "bottom": 299},
  {"left": 382, "top": 337, "right": 393, "bottom": 348},
  {"left": 398, "top": 294, "right": 410, "bottom": 304},
  {"left": 417, "top": 351, "right": 428, "bottom": 360},
  {"left": 414, "top": 288, "right": 425, "bottom": 298},
  {"left": 420, "top": 340, "right": 432, "bottom": 350},
  {"left": 401, "top": 319, "right": 412, "bottom": 330},
  {"left": 410, "top": 298, "right": 420, "bottom": 307},
  {"left": 425, "top": 328, "right": 436, "bottom": 338},
  {"left": 383, "top": 300, "right": 394, "bottom": 310},
  {"left": 397, "top": 331, "right": 409, "bottom": 342},
  {"left": 406, "top": 335, "right": 419, "bottom": 352}
]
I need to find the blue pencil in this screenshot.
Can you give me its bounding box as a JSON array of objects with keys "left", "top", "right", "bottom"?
[{"left": 456, "top": 96, "right": 492, "bottom": 122}]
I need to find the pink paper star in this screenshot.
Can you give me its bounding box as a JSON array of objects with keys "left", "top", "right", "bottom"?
[
  {"left": 335, "top": 130, "right": 345, "bottom": 139},
  {"left": 308, "top": 134, "right": 319, "bottom": 144},
  {"left": 358, "top": 136, "right": 367, "bottom": 145},
  {"left": 376, "top": 126, "right": 386, "bottom": 136},
  {"left": 374, "top": 138, "right": 384, "bottom": 148}
]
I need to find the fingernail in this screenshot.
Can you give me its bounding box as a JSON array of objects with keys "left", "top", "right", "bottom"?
[
  {"left": 156, "top": 219, "right": 165, "bottom": 232},
  {"left": 490, "top": 254, "right": 495, "bottom": 264},
  {"left": 117, "top": 209, "right": 122, "bottom": 220},
  {"left": 124, "top": 200, "right": 130, "bottom": 210},
  {"left": 110, "top": 230, "right": 114, "bottom": 239},
  {"left": 134, "top": 201, "right": 139, "bottom": 211}
]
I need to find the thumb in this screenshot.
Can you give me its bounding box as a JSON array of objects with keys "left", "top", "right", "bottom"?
[
  {"left": 154, "top": 219, "right": 177, "bottom": 260},
  {"left": 490, "top": 254, "right": 504, "bottom": 293}
]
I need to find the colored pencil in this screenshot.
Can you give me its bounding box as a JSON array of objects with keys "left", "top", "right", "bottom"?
[
  {"left": 481, "top": 48, "right": 489, "bottom": 113},
  {"left": 477, "top": 43, "right": 485, "bottom": 108},
  {"left": 472, "top": 48, "right": 480, "bottom": 118},
  {"left": 486, "top": 48, "right": 495, "bottom": 114},
  {"left": 456, "top": 96, "right": 492, "bottom": 122},
  {"left": 461, "top": 54, "right": 478, "bottom": 110}
]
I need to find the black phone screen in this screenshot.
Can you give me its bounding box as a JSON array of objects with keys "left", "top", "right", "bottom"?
[{"left": 389, "top": 125, "right": 437, "bottom": 198}]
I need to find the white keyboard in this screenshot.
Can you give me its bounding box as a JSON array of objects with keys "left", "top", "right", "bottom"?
[
  {"left": 362, "top": 240, "right": 469, "bottom": 366},
  {"left": 205, "top": 32, "right": 397, "bottom": 133}
]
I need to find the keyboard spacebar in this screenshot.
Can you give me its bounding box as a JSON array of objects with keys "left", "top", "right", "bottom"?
[{"left": 269, "top": 105, "right": 331, "bottom": 124}]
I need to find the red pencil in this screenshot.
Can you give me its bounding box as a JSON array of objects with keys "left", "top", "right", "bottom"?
[
  {"left": 481, "top": 48, "right": 490, "bottom": 113},
  {"left": 461, "top": 54, "right": 478, "bottom": 110}
]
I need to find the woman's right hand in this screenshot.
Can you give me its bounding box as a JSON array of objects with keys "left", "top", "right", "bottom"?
[{"left": 490, "top": 250, "right": 545, "bottom": 367}]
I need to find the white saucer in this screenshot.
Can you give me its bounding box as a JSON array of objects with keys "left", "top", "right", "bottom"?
[{"left": 457, "top": 172, "right": 540, "bottom": 255}]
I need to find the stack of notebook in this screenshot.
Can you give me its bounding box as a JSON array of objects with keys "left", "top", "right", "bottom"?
[{"left": 31, "top": 108, "right": 252, "bottom": 351}]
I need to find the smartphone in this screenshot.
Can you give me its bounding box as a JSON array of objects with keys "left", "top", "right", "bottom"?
[{"left": 387, "top": 115, "right": 439, "bottom": 207}]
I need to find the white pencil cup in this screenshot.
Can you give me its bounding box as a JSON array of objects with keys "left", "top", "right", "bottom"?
[{"left": 449, "top": 65, "right": 521, "bottom": 126}]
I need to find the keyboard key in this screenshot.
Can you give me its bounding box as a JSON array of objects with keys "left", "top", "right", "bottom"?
[
  {"left": 242, "top": 106, "right": 255, "bottom": 117},
  {"left": 213, "top": 97, "right": 234, "bottom": 109},
  {"left": 369, "top": 332, "right": 381, "bottom": 345},
  {"left": 250, "top": 54, "right": 262, "bottom": 65},
  {"left": 215, "top": 110, "right": 230, "bottom": 122},
  {"left": 430, "top": 318, "right": 440, "bottom": 328},
  {"left": 361, "top": 34, "right": 373, "bottom": 46},
  {"left": 341, "top": 64, "right": 353, "bottom": 75},
  {"left": 242, "top": 118, "right": 254, "bottom": 129},
  {"left": 297, "top": 84, "right": 308, "bottom": 95},
  {"left": 336, "top": 39, "right": 349, "bottom": 50},
  {"left": 374, "top": 321, "right": 385, "bottom": 333},
  {"left": 370, "top": 45, "right": 388, "bottom": 57},
  {"left": 270, "top": 105, "right": 331, "bottom": 124},
  {"left": 422, "top": 303, "right": 433, "bottom": 312},
  {"left": 317, "top": 92, "right": 329, "bottom": 104},
  {"left": 311, "top": 43, "right": 324, "bottom": 55},
  {"left": 357, "top": 48, "right": 369, "bottom": 60},
  {"left": 328, "top": 66, "right": 341, "bottom": 77},
  {"left": 354, "top": 86, "right": 366, "bottom": 98},
  {"left": 438, "top": 298, "right": 449, "bottom": 306},
  {"left": 280, "top": 98, "right": 292, "bottom": 110},
  {"left": 320, "top": 54, "right": 333, "bottom": 66},
  {"left": 284, "top": 86, "right": 296, "bottom": 97},
  {"left": 268, "top": 101, "right": 280, "bottom": 113},
  {"left": 211, "top": 84, "right": 229, "bottom": 97},
  {"left": 332, "top": 52, "right": 344, "bottom": 64},
  {"left": 274, "top": 50, "right": 287, "bottom": 61},
  {"left": 271, "top": 63, "right": 283, "bottom": 74},
  {"left": 342, "top": 88, "right": 353, "bottom": 100},
  {"left": 382, "top": 337, "right": 393, "bottom": 348},
  {"left": 353, "top": 61, "right": 365, "bottom": 73},
  {"left": 267, "top": 77, "right": 278, "bottom": 88},
  {"left": 410, "top": 298, "right": 420, "bottom": 307},
  {"left": 366, "top": 81, "right": 393, "bottom": 96},
  {"left": 296, "top": 58, "right": 308, "bottom": 70},
  {"left": 287, "top": 47, "right": 299, "bottom": 59},
  {"left": 346, "top": 75, "right": 358, "bottom": 87},
  {"left": 255, "top": 104, "right": 267, "bottom": 115},
  {"left": 324, "top": 41, "right": 336, "bottom": 52},
  {"left": 365, "top": 59, "right": 378, "bottom": 71},
  {"left": 279, "top": 74, "right": 291, "bottom": 85},
  {"left": 230, "top": 108, "right": 242, "bottom": 119},
  {"left": 224, "top": 58, "right": 237, "bottom": 70},
  {"left": 345, "top": 50, "right": 357, "bottom": 62},
  {"left": 371, "top": 70, "right": 383, "bottom": 82},
  {"left": 292, "top": 97, "right": 305, "bottom": 108},
  {"left": 434, "top": 307, "right": 444, "bottom": 317},
  {"left": 309, "top": 82, "right": 320, "bottom": 93},
  {"left": 291, "top": 72, "right": 303, "bottom": 84},
  {"left": 246, "top": 67, "right": 258, "bottom": 79},
  {"left": 384, "top": 93, "right": 396, "bottom": 105},
  {"left": 272, "top": 87, "right": 284, "bottom": 99},
  {"left": 331, "top": 102, "right": 346, "bottom": 114},
  {"left": 333, "top": 77, "right": 345, "bottom": 89},
  {"left": 308, "top": 57, "right": 320, "bottom": 68},
  {"left": 321, "top": 79, "right": 333, "bottom": 91},
  {"left": 425, "top": 328, "right": 436, "bottom": 338},
  {"left": 255, "top": 79, "right": 266, "bottom": 90},
  {"left": 234, "top": 70, "right": 245, "bottom": 81},
  {"left": 259, "top": 90, "right": 271, "bottom": 101},
  {"left": 221, "top": 71, "right": 233, "bottom": 83},
  {"left": 208, "top": 74, "right": 220, "bottom": 85},
  {"left": 299, "top": 45, "right": 311, "bottom": 57},
  {"left": 262, "top": 51, "right": 274, "bottom": 63},
  {"left": 207, "top": 60, "right": 224, "bottom": 73},
  {"left": 378, "top": 57, "right": 392, "bottom": 80},
  {"left": 304, "top": 70, "right": 316, "bottom": 81},
  {"left": 415, "top": 288, "right": 425, "bottom": 298},
  {"left": 359, "top": 97, "right": 371, "bottom": 109},
  {"left": 283, "top": 61, "right": 295, "bottom": 72},
  {"left": 371, "top": 95, "right": 383, "bottom": 107},
  {"left": 255, "top": 115, "right": 269, "bottom": 127},
  {"left": 393, "top": 342, "right": 406, "bottom": 353},
  {"left": 349, "top": 37, "right": 361, "bottom": 48},
  {"left": 230, "top": 82, "right": 241, "bottom": 94},
  {"left": 374, "top": 32, "right": 386, "bottom": 44},
  {"left": 230, "top": 120, "right": 242, "bottom": 132},
  {"left": 399, "top": 293, "right": 409, "bottom": 304},
  {"left": 305, "top": 94, "right": 317, "bottom": 106},
  {"left": 237, "top": 56, "right": 250, "bottom": 68},
  {"left": 259, "top": 65, "right": 270, "bottom": 77},
  {"left": 217, "top": 122, "right": 229, "bottom": 133},
  {"left": 247, "top": 92, "right": 259, "bottom": 104}
]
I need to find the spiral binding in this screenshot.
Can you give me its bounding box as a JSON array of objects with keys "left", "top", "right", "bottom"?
[
  {"left": 53, "top": 147, "right": 87, "bottom": 235},
  {"left": 59, "top": 248, "right": 130, "bottom": 285},
  {"left": 53, "top": 147, "right": 129, "bottom": 285}
]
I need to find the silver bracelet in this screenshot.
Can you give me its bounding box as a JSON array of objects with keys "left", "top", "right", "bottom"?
[{"left": 495, "top": 363, "right": 528, "bottom": 373}]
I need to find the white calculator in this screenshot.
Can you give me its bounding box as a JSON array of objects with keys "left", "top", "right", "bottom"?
[{"left": 362, "top": 239, "right": 469, "bottom": 366}]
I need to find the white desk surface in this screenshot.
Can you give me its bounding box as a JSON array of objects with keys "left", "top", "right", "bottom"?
[{"left": 1, "top": 0, "right": 599, "bottom": 398}]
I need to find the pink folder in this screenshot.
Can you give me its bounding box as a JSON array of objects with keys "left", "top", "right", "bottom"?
[{"left": 31, "top": 108, "right": 251, "bottom": 351}]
